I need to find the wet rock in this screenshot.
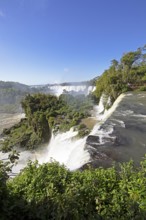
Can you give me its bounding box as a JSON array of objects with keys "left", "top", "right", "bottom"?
[
  {"left": 80, "top": 150, "right": 113, "bottom": 170},
  {"left": 102, "top": 136, "right": 117, "bottom": 147},
  {"left": 86, "top": 135, "right": 100, "bottom": 147}
]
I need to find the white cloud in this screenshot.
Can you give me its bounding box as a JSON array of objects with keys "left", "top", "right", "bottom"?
[
  {"left": 64, "top": 68, "right": 69, "bottom": 72},
  {"left": 0, "top": 10, "right": 5, "bottom": 17}
]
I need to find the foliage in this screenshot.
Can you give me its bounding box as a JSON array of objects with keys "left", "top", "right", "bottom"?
[
  {"left": 0, "top": 160, "right": 10, "bottom": 220},
  {"left": 77, "top": 123, "right": 90, "bottom": 137},
  {"left": 57, "top": 94, "right": 93, "bottom": 132},
  {"left": 94, "top": 45, "right": 146, "bottom": 103},
  {"left": 0, "top": 150, "right": 19, "bottom": 220},
  {"left": 0, "top": 157, "right": 146, "bottom": 219},
  {"left": 138, "top": 86, "right": 146, "bottom": 91},
  {"left": 1, "top": 93, "right": 93, "bottom": 152}
]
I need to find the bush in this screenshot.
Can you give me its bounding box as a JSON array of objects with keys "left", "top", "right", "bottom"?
[
  {"left": 1, "top": 157, "right": 146, "bottom": 219},
  {"left": 138, "top": 86, "right": 146, "bottom": 91}
]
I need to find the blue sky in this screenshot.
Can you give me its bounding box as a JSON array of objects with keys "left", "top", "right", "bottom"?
[{"left": 0, "top": 0, "right": 146, "bottom": 85}]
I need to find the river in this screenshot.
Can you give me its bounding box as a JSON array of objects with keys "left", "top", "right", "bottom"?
[
  {"left": 86, "top": 92, "right": 146, "bottom": 167},
  {"left": 1, "top": 92, "right": 146, "bottom": 174}
]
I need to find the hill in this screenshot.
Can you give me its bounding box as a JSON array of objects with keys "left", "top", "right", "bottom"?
[
  {"left": 0, "top": 81, "right": 49, "bottom": 113},
  {"left": 0, "top": 79, "right": 95, "bottom": 113}
]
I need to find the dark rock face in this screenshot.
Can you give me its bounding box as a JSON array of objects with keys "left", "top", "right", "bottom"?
[
  {"left": 86, "top": 134, "right": 118, "bottom": 148},
  {"left": 81, "top": 146, "right": 113, "bottom": 170},
  {"left": 101, "top": 134, "right": 129, "bottom": 147},
  {"left": 83, "top": 130, "right": 131, "bottom": 169},
  {"left": 86, "top": 135, "right": 100, "bottom": 147}
]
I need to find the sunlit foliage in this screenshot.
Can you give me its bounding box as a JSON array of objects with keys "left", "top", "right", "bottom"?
[
  {"left": 94, "top": 45, "right": 146, "bottom": 103},
  {"left": 1, "top": 157, "right": 146, "bottom": 219},
  {"left": 1, "top": 94, "right": 93, "bottom": 152}
]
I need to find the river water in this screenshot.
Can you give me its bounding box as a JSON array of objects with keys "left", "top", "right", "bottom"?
[
  {"left": 87, "top": 92, "right": 146, "bottom": 167},
  {"left": 1, "top": 92, "right": 146, "bottom": 174}
]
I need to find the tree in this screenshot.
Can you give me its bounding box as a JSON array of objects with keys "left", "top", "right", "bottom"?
[{"left": 121, "top": 50, "right": 141, "bottom": 69}]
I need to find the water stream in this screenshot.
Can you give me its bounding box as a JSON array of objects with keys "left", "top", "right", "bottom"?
[
  {"left": 87, "top": 92, "right": 146, "bottom": 167},
  {"left": 1, "top": 92, "right": 146, "bottom": 174}
]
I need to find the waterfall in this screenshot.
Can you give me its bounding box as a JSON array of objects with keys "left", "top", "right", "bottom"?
[
  {"left": 90, "top": 93, "right": 126, "bottom": 145},
  {"left": 37, "top": 95, "right": 108, "bottom": 170},
  {"left": 48, "top": 85, "right": 96, "bottom": 96},
  {"left": 38, "top": 94, "right": 125, "bottom": 170},
  {"left": 38, "top": 128, "right": 90, "bottom": 170},
  {"left": 3, "top": 93, "right": 125, "bottom": 175},
  {"left": 96, "top": 94, "right": 106, "bottom": 114}
]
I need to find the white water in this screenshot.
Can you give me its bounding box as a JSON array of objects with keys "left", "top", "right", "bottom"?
[
  {"left": 0, "top": 93, "right": 125, "bottom": 174},
  {"left": 37, "top": 94, "right": 108, "bottom": 169},
  {"left": 92, "top": 94, "right": 107, "bottom": 118},
  {"left": 38, "top": 128, "right": 90, "bottom": 170},
  {"left": 101, "top": 94, "right": 125, "bottom": 120},
  {"left": 48, "top": 85, "right": 96, "bottom": 96},
  {"left": 38, "top": 94, "right": 125, "bottom": 169},
  {"left": 96, "top": 95, "right": 105, "bottom": 114},
  {"left": 90, "top": 93, "right": 125, "bottom": 145},
  {"left": 112, "top": 119, "right": 126, "bottom": 128}
]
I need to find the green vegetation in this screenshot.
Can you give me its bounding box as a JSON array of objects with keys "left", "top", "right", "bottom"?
[
  {"left": 77, "top": 123, "right": 90, "bottom": 138},
  {"left": 94, "top": 45, "right": 146, "bottom": 103},
  {"left": 1, "top": 157, "right": 146, "bottom": 219},
  {"left": 58, "top": 94, "right": 93, "bottom": 132},
  {"left": 2, "top": 45, "right": 146, "bottom": 219},
  {"left": 1, "top": 93, "right": 93, "bottom": 152}
]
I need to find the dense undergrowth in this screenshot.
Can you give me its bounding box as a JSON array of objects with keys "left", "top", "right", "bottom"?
[{"left": 0, "top": 158, "right": 146, "bottom": 220}]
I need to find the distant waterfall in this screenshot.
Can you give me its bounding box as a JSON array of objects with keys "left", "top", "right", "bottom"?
[
  {"left": 48, "top": 85, "right": 96, "bottom": 96},
  {"left": 96, "top": 94, "right": 106, "bottom": 114}
]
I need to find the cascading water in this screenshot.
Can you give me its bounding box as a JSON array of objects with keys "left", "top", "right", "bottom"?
[
  {"left": 38, "top": 128, "right": 90, "bottom": 170},
  {"left": 37, "top": 95, "right": 108, "bottom": 169},
  {"left": 90, "top": 93, "right": 125, "bottom": 144},
  {"left": 97, "top": 94, "right": 107, "bottom": 114},
  {"left": 1, "top": 93, "right": 125, "bottom": 175},
  {"left": 87, "top": 92, "right": 146, "bottom": 167},
  {"left": 48, "top": 85, "right": 96, "bottom": 96},
  {"left": 11, "top": 94, "right": 109, "bottom": 173},
  {"left": 38, "top": 94, "right": 124, "bottom": 169}
]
